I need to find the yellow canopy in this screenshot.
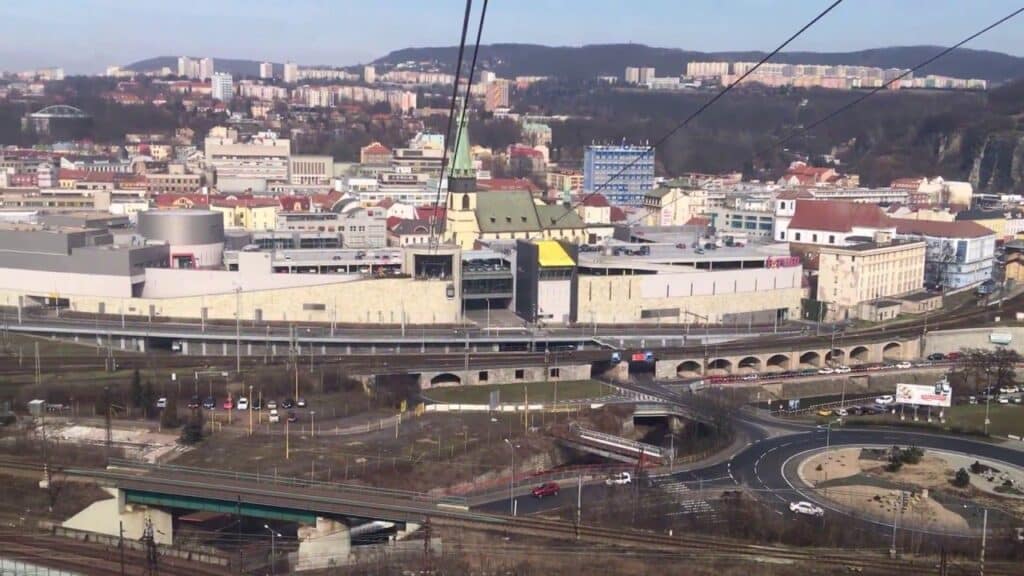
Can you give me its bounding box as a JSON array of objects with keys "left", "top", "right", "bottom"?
[{"left": 537, "top": 240, "right": 575, "bottom": 267}]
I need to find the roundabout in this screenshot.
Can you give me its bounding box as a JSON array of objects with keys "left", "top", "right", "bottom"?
[{"left": 727, "top": 427, "right": 1024, "bottom": 536}]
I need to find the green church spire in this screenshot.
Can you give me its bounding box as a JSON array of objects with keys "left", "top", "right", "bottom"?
[{"left": 449, "top": 108, "right": 474, "bottom": 180}]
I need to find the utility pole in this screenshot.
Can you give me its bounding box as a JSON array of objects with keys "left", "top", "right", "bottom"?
[
  {"left": 980, "top": 508, "right": 988, "bottom": 576},
  {"left": 235, "top": 286, "right": 241, "bottom": 374},
  {"left": 890, "top": 491, "right": 901, "bottom": 559},
  {"left": 248, "top": 384, "right": 253, "bottom": 436},
  {"left": 119, "top": 521, "right": 125, "bottom": 576},
  {"left": 576, "top": 473, "right": 583, "bottom": 538}
]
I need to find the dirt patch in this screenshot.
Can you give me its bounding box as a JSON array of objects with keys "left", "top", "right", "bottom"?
[{"left": 800, "top": 448, "right": 863, "bottom": 484}]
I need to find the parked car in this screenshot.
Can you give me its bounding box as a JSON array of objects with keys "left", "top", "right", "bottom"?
[
  {"left": 202, "top": 397, "right": 216, "bottom": 410},
  {"left": 875, "top": 395, "right": 895, "bottom": 406},
  {"left": 789, "top": 501, "right": 825, "bottom": 517},
  {"left": 236, "top": 397, "right": 249, "bottom": 411},
  {"left": 268, "top": 409, "right": 280, "bottom": 423},
  {"left": 266, "top": 400, "right": 278, "bottom": 410},
  {"left": 187, "top": 396, "right": 201, "bottom": 409},
  {"left": 817, "top": 367, "right": 835, "bottom": 375},
  {"left": 297, "top": 397, "right": 307, "bottom": 408},
  {"left": 223, "top": 398, "right": 233, "bottom": 410},
  {"left": 927, "top": 353, "right": 946, "bottom": 361},
  {"left": 742, "top": 373, "right": 759, "bottom": 381},
  {"left": 998, "top": 397, "right": 1010, "bottom": 404},
  {"left": 968, "top": 396, "right": 978, "bottom": 405},
  {"left": 833, "top": 408, "right": 848, "bottom": 417},
  {"left": 946, "top": 352, "right": 962, "bottom": 361},
  {"left": 895, "top": 361, "right": 913, "bottom": 369},
  {"left": 531, "top": 482, "right": 560, "bottom": 498},
  {"left": 605, "top": 472, "right": 632, "bottom": 486},
  {"left": 282, "top": 398, "right": 295, "bottom": 409},
  {"left": 251, "top": 398, "right": 262, "bottom": 411},
  {"left": 816, "top": 409, "right": 833, "bottom": 417},
  {"left": 834, "top": 366, "right": 851, "bottom": 374},
  {"left": 156, "top": 397, "right": 167, "bottom": 409}
]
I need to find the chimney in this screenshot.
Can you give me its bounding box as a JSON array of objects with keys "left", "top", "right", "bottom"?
[{"left": 873, "top": 230, "right": 892, "bottom": 245}]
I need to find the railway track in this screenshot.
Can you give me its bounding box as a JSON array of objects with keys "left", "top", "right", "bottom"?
[{"left": 434, "top": 514, "right": 1017, "bottom": 575}]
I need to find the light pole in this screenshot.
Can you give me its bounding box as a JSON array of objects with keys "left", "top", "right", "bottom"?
[
  {"left": 248, "top": 384, "right": 253, "bottom": 436},
  {"left": 504, "top": 438, "right": 519, "bottom": 516},
  {"left": 984, "top": 367, "right": 993, "bottom": 435},
  {"left": 235, "top": 285, "right": 242, "bottom": 374},
  {"left": 263, "top": 524, "right": 281, "bottom": 575}
]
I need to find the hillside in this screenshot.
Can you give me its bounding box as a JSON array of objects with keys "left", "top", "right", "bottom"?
[{"left": 375, "top": 43, "right": 1024, "bottom": 83}]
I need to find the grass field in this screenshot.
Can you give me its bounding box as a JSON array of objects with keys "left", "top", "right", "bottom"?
[{"left": 423, "top": 380, "right": 611, "bottom": 404}]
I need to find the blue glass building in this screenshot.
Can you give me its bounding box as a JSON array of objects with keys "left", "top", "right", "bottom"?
[{"left": 582, "top": 145, "right": 655, "bottom": 206}]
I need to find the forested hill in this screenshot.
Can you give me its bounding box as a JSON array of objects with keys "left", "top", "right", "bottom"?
[{"left": 375, "top": 43, "right": 1024, "bottom": 83}]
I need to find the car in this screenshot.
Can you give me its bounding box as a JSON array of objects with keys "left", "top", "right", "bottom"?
[
  {"left": 914, "top": 361, "right": 932, "bottom": 368},
  {"left": 875, "top": 395, "right": 895, "bottom": 406},
  {"left": 834, "top": 366, "right": 851, "bottom": 374},
  {"left": 866, "top": 364, "right": 885, "bottom": 372},
  {"left": 816, "top": 409, "right": 833, "bottom": 417},
  {"left": 187, "top": 396, "right": 200, "bottom": 409},
  {"left": 695, "top": 248, "right": 705, "bottom": 254},
  {"left": 998, "top": 397, "right": 1010, "bottom": 404},
  {"left": 223, "top": 398, "right": 233, "bottom": 410},
  {"left": 251, "top": 398, "right": 262, "bottom": 411},
  {"left": 202, "top": 397, "right": 216, "bottom": 410},
  {"left": 817, "top": 367, "right": 835, "bottom": 375},
  {"left": 946, "top": 352, "right": 962, "bottom": 361},
  {"left": 297, "top": 397, "right": 307, "bottom": 408},
  {"left": 895, "top": 361, "right": 912, "bottom": 369},
  {"left": 789, "top": 501, "right": 825, "bottom": 517},
  {"left": 282, "top": 398, "right": 295, "bottom": 409},
  {"left": 156, "top": 397, "right": 167, "bottom": 409},
  {"left": 968, "top": 396, "right": 978, "bottom": 405},
  {"left": 266, "top": 400, "right": 278, "bottom": 410},
  {"left": 833, "top": 408, "right": 848, "bottom": 417},
  {"left": 531, "top": 482, "right": 560, "bottom": 498},
  {"left": 927, "top": 353, "right": 946, "bottom": 361},
  {"left": 1001, "top": 387, "right": 1018, "bottom": 395},
  {"left": 287, "top": 411, "right": 298, "bottom": 423},
  {"left": 742, "top": 373, "right": 759, "bottom": 381},
  {"left": 268, "top": 409, "right": 280, "bottom": 423},
  {"left": 605, "top": 472, "right": 632, "bottom": 486},
  {"left": 236, "top": 397, "right": 249, "bottom": 411}
]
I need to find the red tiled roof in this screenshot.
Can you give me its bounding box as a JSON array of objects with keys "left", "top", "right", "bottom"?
[
  {"left": 776, "top": 190, "right": 814, "bottom": 200},
  {"left": 361, "top": 142, "right": 391, "bottom": 154},
  {"left": 892, "top": 218, "right": 993, "bottom": 239},
  {"left": 278, "top": 196, "right": 310, "bottom": 211},
  {"left": 581, "top": 194, "right": 610, "bottom": 208},
  {"left": 686, "top": 216, "right": 710, "bottom": 227},
  {"left": 376, "top": 198, "right": 395, "bottom": 209},
  {"left": 509, "top": 145, "right": 543, "bottom": 159},
  {"left": 154, "top": 193, "right": 211, "bottom": 208},
  {"left": 311, "top": 191, "right": 343, "bottom": 209},
  {"left": 416, "top": 206, "right": 446, "bottom": 220},
  {"left": 891, "top": 177, "right": 925, "bottom": 189},
  {"left": 788, "top": 200, "right": 892, "bottom": 233},
  {"left": 477, "top": 178, "right": 537, "bottom": 193},
  {"left": 386, "top": 216, "right": 402, "bottom": 230},
  {"left": 211, "top": 195, "right": 279, "bottom": 209},
  {"left": 609, "top": 206, "right": 627, "bottom": 222}
]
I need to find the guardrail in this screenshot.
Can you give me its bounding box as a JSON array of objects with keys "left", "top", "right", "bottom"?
[
  {"left": 569, "top": 423, "right": 664, "bottom": 458},
  {"left": 106, "top": 458, "right": 468, "bottom": 507}
]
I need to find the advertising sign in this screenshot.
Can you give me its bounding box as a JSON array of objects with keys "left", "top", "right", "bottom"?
[{"left": 895, "top": 382, "right": 952, "bottom": 407}]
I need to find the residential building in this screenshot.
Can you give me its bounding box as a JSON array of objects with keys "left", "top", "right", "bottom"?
[
  {"left": 624, "top": 67, "right": 640, "bottom": 84},
  {"left": 360, "top": 142, "right": 392, "bottom": 166},
  {"left": 583, "top": 144, "right": 655, "bottom": 206},
  {"left": 146, "top": 165, "right": 201, "bottom": 194},
  {"left": 546, "top": 169, "right": 583, "bottom": 196},
  {"left": 388, "top": 219, "right": 432, "bottom": 247},
  {"left": 485, "top": 80, "right": 510, "bottom": 112},
  {"left": 364, "top": 65, "right": 376, "bottom": 83},
  {"left": 779, "top": 199, "right": 894, "bottom": 247},
  {"left": 817, "top": 237, "right": 926, "bottom": 320},
  {"left": 177, "top": 56, "right": 199, "bottom": 78},
  {"left": 893, "top": 218, "right": 996, "bottom": 290},
  {"left": 521, "top": 120, "right": 552, "bottom": 147},
  {"left": 289, "top": 155, "right": 334, "bottom": 186},
  {"left": 196, "top": 57, "right": 214, "bottom": 80},
  {"left": 209, "top": 195, "right": 279, "bottom": 231},
  {"left": 211, "top": 73, "right": 233, "bottom": 101},
  {"left": 641, "top": 182, "right": 707, "bottom": 227},
  {"left": 259, "top": 62, "right": 274, "bottom": 79},
  {"left": 686, "top": 61, "right": 730, "bottom": 78},
  {"left": 638, "top": 67, "right": 656, "bottom": 84},
  {"left": 283, "top": 62, "right": 299, "bottom": 84},
  {"left": 954, "top": 208, "right": 1024, "bottom": 242}
]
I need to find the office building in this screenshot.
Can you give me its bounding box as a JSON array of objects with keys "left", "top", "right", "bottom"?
[
  {"left": 210, "top": 73, "right": 234, "bottom": 101},
  {"left": 583, "top": 144, "right": 655, "bottom": 206},
  {"left": 204, "top": 129, "right": 290, "bottom": 192},
  {"left": 817, "top": 237, "right": 927, "bottom": 320},
  {"left": 283, "top": 62, "right": 299, "bottom": 84},
  {"left": 893, "top": 218, "right": 996, "bottom": 290},
  {"left": 259, "top": 62, "right": 274, "bottom": 79}
]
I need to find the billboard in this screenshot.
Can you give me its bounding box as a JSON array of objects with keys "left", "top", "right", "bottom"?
[{"left": 895, "top": 382, "right": 952, "bottom": 407}]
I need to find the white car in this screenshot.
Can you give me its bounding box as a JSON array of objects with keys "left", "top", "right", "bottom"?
[
  {"left": 742, "top": 373, "right": 759, "bottom": 381},
  {"left": 605, "top": 472, "right": 632, "bottom": 486},
  {"left": 268, "top": 409, "right": 280, "bottom": 423},
  {"left": 789, "top": 501, "right": 824, "bottom": 517},
  {"left": 156, "top": 397, "right": 167, "bottom": 409},
  {"left": 875, "top": 395, "right": 895, "bottom": 406},
  {"left": 998, "top": 397, "right": 1010, "bottom": 404},
  {"left": 817, "top": 367, "right": 835, "bottom": 375},
  {"left": 835, "top": 366, "right": 852, "bottom": 374},
  {"left": 895, "top": 361, "right": 912, "bottom": 369},
  {"left": 236, "top": 397, "right": 249, "bottom": 411}
]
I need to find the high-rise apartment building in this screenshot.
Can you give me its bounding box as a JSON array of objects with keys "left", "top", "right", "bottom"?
[
  {"left": 583, "top": 144, "right": 655, "bottom": 206},
  {"left": 177, "top": 56, "right": 199, "bottom": 78},
  {"left": 625, "top": 67, "right": 640, "bottom": 84},
  {"left": 638, "top": 67, "right": 656, "bottom": 85},
  {"left": 198, "top": 57, "right": 215, "bottom": 80},
  {"left": 259, "top": 62, "right": 274, "bottom": 79},
  {"left": 485, "top": 79, "right": 510, "bottom": 111},
  {"left": 283, "top": 62, "right": 299, "bottom": 84},
  {"left": 211, "top": 73, "right": 234, "bottom": 101},
  {"left": 363, "top": 65, "right": 376, "bottom": 83}
]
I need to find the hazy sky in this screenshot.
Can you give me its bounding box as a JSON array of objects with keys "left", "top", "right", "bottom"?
[{"left": 1, "top": 0, "right": 1022, "bottom": 74}]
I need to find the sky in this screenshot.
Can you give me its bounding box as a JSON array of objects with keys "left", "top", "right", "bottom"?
[{"left": 1, "top": 0, "right": 1022, "bottom": 74}]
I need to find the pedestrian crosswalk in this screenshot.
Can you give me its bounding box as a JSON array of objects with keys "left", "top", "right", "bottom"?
[{"left": 651, "top": 477, "right": 716, "bottom": 517}]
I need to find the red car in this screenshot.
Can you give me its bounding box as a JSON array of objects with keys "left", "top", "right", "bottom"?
[
  {"left": 222, "top": 398, "right": 234, "bottom": 410},
  {"left": 531, "top": 482, "right": 560, "bottom": 498},
  {"left": 946, "top": 352, "right": 962, "bottom": 361}
]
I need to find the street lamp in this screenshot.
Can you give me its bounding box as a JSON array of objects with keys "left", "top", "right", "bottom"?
[
  {"left": 263, "top": 524, "right": 282, "bottom": 575},
  {"left": 504, "top": 438, "right": 520, "bottom": 516}
]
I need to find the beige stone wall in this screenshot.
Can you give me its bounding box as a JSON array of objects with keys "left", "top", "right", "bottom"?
[
  {"left": 0, "top": 276, "right": 460, "bottom": 324},
  {"left": 577, "top": 274, "right": 802, "bottom": 324}
]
